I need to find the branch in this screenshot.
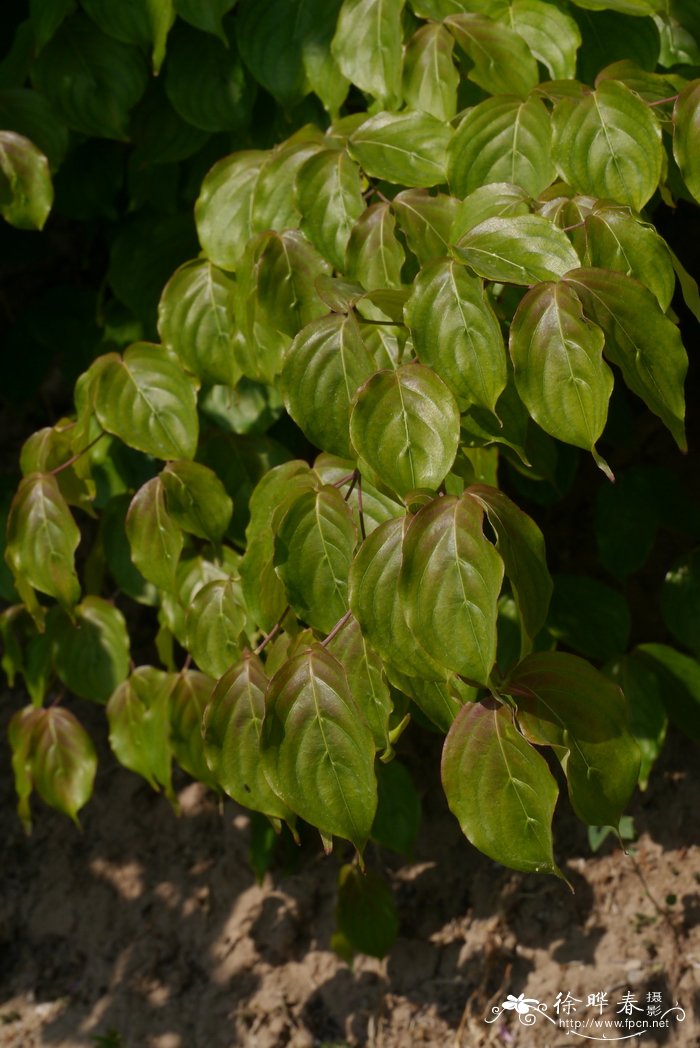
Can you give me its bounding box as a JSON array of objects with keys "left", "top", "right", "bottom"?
[
  {"left": 321, "top": 609, "right": 353, "bottom": 648},
  {"left": 50, "top": 431, "right": 106, "bottom": 476},
  {"left": 254, "top": 606, "right": 290, "bottom": 655}
]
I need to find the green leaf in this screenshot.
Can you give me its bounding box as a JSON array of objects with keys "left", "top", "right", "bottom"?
[
  {"left": 583, "top": 205, "right": 676, "bottom": 312},
  {"left": 157, "top": 259, "right": 239, "bottom": 387},
  {"left": 30, "top": 0, "right": 75, "bottom": 52},
  {"left": 0, "top": 131, "right": 53, "bottom": 230},
  {"left": 107, "top": 667, "right": 174, "bottom": 795},
  {"left": 574, "top": 10, "right": 660, "bottom": 83},
  {"left": 261, "top": 645, "right": 378, "bottom": 850},
  {"left": 662, "top": 551, "right": 700, "bottom": 658},
  {"left": 634, "top": 643, "right": 700, "bottom": 742},
  {"left": 195, "top": 150, "right": 266, "bottom": 272},
  {"left": 445, "top": 14, "right": 539, "bottom": 98},
  {"left": 31, "top": 14, "right": 148, "bottom": 139},
  {"left": 604, "top": 655, "right": 667, "bottom": 791},
  {"left": 161, "top": 461, "right": 233, "bottom": 543},
  {"left": 551, "top": 80, "right": 663, "bottom": 210},
  {"left": 442, "top": 701, "right": 561, "bottom": 875},
  {"left": 297, "top": 149, "right": 365, "bottom": 271},
  {"left": 9, "top": 706, "right": 41, "bottom": 829},
  {"left": 349, "top": 364, "right": 460, "bottom": 499},
  {"left": 371, "top": 759, "right": 421, "bottom": 856},
  {"left": 282, "top": 313, "right": 374, "bottom": 459},
  {"left": 331, "top": 0, "right": 405, "bottom": 106},
  {"left": 673, "top": 79, "right": 700, "bottom": 205},
  {"left": 349, "top": 516, "right": 448, "bottom": 680},
  {"left": 274, "top": 486, "right": 356, "bottom": 633},
  {"left": 406, "top": 259, "right": 507, "bottom": 414},
  {"left": 185, "top": 579, "right": 246, "bottom": 677},
  {"left": 5, "top": 472, "right": 81, "bottom": 611},
  {"left": 402, "top": 23, "right": 459, "bottom": 121},
  {"left": 510, "top": 280, "right": 613, "bottom": 458},
  {"left": 387, "top": 665, "right": 465, "bottom": 731},
  {"left": 547, "top": 574, "right": 631, "bottom": 660},
  {"left": 348, "top": 110, "right": 452, "bottom": 189},
  {"left": 329, "top": 615, "right": 393, "bottom": 751},
  {"left": 19, "top": 707, "right": 97, "bottom": 826},
  {"left": 450, "top": 182, "right": 532, "bottom": 241},
  {"left": 296, "top": 0, "right": 349, "bottom": 115},
  {"left": 594, "top": 467, "right": 659, "bottom": 579},
  {"left": 314, "top": 454, "right": 404, "bottom": 535},
  {"left": 335, "top": 865, "right": 398, "bottom": 957},
  {"left": 53, "top": 597, "right": 130, "bottom": 703},
  {"left": 448, "top": 95, "right": 555, "bottom": 199},
  {"left": 391, "top": 189, "right": 459, "bottom": 265},
  {"left": 454, "top": 214, "right": 580, "bottom": 285},
  {"left": 564, "top": 268, "right": 687, "bottom": 451},
  {"left": 164, "top": 23, "right": 254, "bottom": 131},
  {"left": 126, "top": 477, "right": 183, "bottom": 592},
  {"left": 345, "top": 203, "right": 405, "bottom": 291},
  {"left": 169, "top": 670, "right": 218, "bottom": 786},
  {"left": 252, "top": 134, "right": 324, "bottom": 236},
  {"left": 100, "top": 496, "right": 157, "bottom": 606},
  {"left": 500, "top": 0, "right": 582, "bottom": 80},
  {"left": 399, "top": 494, "right": 504, "bottom": 684},
  {"left": 95, "top": 343, "right": 199, "bottom": 460},
  {"left": 203, "top": 654, "right": 293, "bottom": 818},
  {"left": 468, "top": 485, "right": 552, "bottom": 650},
  {"left": 511, "top": 652, "right": 640, "bottom": 828},
  {"left": 570, "top": 0, "right": 659, "bottom": 14},
  {"left": 236, "top": 0, "right": 308, "bottom": 106},
  {"left": 174, "top": 0, "right": 237, "bottom": 41},
  {"left": 0, "top": 87, "right": 69, "bottom": 171}
]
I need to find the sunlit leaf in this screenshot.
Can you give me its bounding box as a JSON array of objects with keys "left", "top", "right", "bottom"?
[
  {"left": 0, "top": 131, "right": 53, "bottom": 230},
  {"left": 348, "top": 110, "right": 452, "bottom": 189}
]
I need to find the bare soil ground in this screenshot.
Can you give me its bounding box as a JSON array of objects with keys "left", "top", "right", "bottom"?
[{"left": 0, "top": 693, "right": 698, "bottom": 1048}]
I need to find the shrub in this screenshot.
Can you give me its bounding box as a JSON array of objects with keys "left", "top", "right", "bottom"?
[{"left": 2, "top": 0, "right": 700, "bottom": 957}]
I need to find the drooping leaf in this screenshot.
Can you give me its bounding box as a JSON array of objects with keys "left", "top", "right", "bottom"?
[
  {"left": 195, "top": 150, "right": 266, "bottom": 271},
  {"left": 107, "top": 667, "right": 175, "bottom": 795},
  {"left": 445, "top": 13, "right": 539, "bottom": 98},
  {"left": 551, "top": 80, "right": 663, "bottom": 210},
  {"left": 348, "top": 110, "right": 453, "bottom": 189},
  {"left": 583, "top": 205, "right": 676, "bottom": 313},
  {"left": 345, "top": 203, "right": 405, "bottom": 291},
  {"left": 262, "top": 645, "right": 377, "bottom": 851},
  {"left": 185, "top": 578, "right": 246, "bottom": 677},
  {"left": 509, "top": 280, "right": 613, "bottom": 458},
  {"left": 500, "top": 0, "right": 582, "bottom": 80},
  {"left": 442, "top": 701, "right": 561, "bottom": 875},
  {"left": 126, "top": 476, "right": 183, "bottom": 592},
  {"left": 95, "top": 343, "right": 199, "bottom": 460},
  {"left": 335, "top": 864, "right": 399, "bottom": 957},
  {"left": 331, "top": 0, "right": 405, "bottom": 107},
  {"left": 564, "top": 268, "right": 687, "bottom": 451},
  {"left": 511, "top": 651, "right": 640, "bottom": 827},
  {"left": 406, "top": 259, "right": 507, "bottom": 413},
  {"left": 0, "top": 131, "right": 53, "bottom": 230},
  {"left": 329, "top": 615, "right": 393, "bottom": 751},
  {"left": 349, "top": 364, "right": 460, "bottom": 499},
  {"left": 274, "top": 486, "right": 356, "bottom": 633},
  {"left": 282, "top": 313, "right": 374, "bottom": 458},
  {"left": 673, "top": 79, "right": 700, "bottom": 205},
  {"left": 454, "top": 214, "right": 580, "bottom": 285},
  {"left": 399, "top": 494, "right": 504, "bottom": 685},
  {"left": 297, "top": 148, "right": 366, "bottom": 271},
  {"left": 402, "top": 23, "right": 459, "bottom": 121},
  {"left": 448, "top": 95, "right": 555, "bottom": 199},
  {"left": 53, "top": 597, "right": 130, "bottom": 703},
  {"left": 161, "top": 460, "right": 233, "bottom": 543},
  {"left": 169, "top": 670, "right": 218, "bottom": 786}
]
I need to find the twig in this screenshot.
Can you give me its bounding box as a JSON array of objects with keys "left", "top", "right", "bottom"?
[
  {"left": 647, "top": 94, "right": 679, "bottom": 107},
  {"left": 344, "top": 469, "right": 359, "bottom": 502},
  {"left": 254, "top": 606, "right": 290, "bottom": 655},
  {"left": 321, "top": 609, "right": 353, "bottom": 647},
  {"left": 357, "top": 472, "right": 367, "bottom": 542},
  {"left": 50, "top": 431, "right": 106, "bottom": 475}
]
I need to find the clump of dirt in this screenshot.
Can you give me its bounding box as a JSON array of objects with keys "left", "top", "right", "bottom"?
[{"left": 0, "top": 691, "right": 698, "bottom": 1048}]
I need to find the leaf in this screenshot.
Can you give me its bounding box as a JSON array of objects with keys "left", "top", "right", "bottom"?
[
  {"left": 20, "top": 708, "right": 97, "bottom": 826},
  {"left": 662, "top": 551, "right": 700, "bottom": 659},
  {"left": 53, "top": 597, "right": 130, "bottom": 703},
  {"left": 467, "top": 485, "right": 552, "bottom": 650},
  {"left": 348, "top": 111, "right": 452, "bottom": 189},
  {"left": 297, "top": 148, "right": 365, "bottom": 271},
  {"left": 570, "top": 0, "right": 659, "bottom": 14},
  {"left": 126, "top": 477, "right": 183, "bottom": 592},
  {"left": 345, "top": 203, "right": 405, "bottom": 291},
  {"left": 0, "top": 131, "right": 53, "bottom": 230},
  {"left": 335, "top": 865, "right": 398, "bottom": 957},
  {"left": 95, "top": 343, "right": 199, "bottom": 460},
  {"left": 604, "top": 654, "right": 667, "bottom": 791},
  {"left": 442, "top": 701, "right": 561, "bottom": 875},
  {"left": 100, "top": 496, "right": 157, "bottom": 606},
  {"left": 296, "top": 0, "right": 349, "bottom": 116},
  {"left": 673, "top": 79, "right": 700, "bottom": 205},
  {"left": 274, "top": 486, "right": 356, "bottom": 633},
  {"left": 169, "top": 670, "right": 218, "bottom": 786},
  {"left": 634, "top": 643, "right": 700, "bottom": 742},
  {"left": 509, "top": 281, "right": 613, "bottom": 458},
  {"left": 261, "top": 645, "right": 378, "bottom": 850},
  {"left": 252, "top": 134, "right": 324, "bottom": 236},
  {"left": 454, "top": 215, "right": 580, "bottom": 285},
  {"left": 583, "top": 205, "right": 676, "bottom": 313},
  {"left": 161, "top": 461, "right": 233, "bottom": 543},
  {"left": 450, "top": 182, "right": 532, "bottom": 241},
  {"left": 203, "top": 654, "right": 293, "bottom": 817},
  {"left": 445, "top": 14, "right": 539, "bottom": 98},
  {"left": 107, "top": 667, "right": 175, "bottom": 794},
  {"left": 402, "top": 23, "right": 459, "bottom": 121},
  {"left": 594, "top": 467, "right": 659, "bottom": 579},
  {"left": 329, "top": 615, "right": 393, "bottom": 751},
  {"left": 551, "top": 81, "right": 663, "bottom": 211},
  {"left": 349, "top": 516, "right": 449, "bottom": 680},
  {"left": 185, "top": 579, "right": 246, "bottom": 677},
  {"left": 392, "top": 189, "right": 459, "bottom": 265},
  {"left": 195, "top": 150, "right": 266, "bottom": 272},
  {"left": 500, "top": 0, "right": 581, "bottom": 80},
  {"left": 236, "top": 0, "right": 308, "bottom": 106},
  {"left": 31, "top": 14, "right": 148, "bottom": 139},
  {"left": 448, "top": 95, "right": 555, "bottom": 199},
  {"left": 547, "top": 574, "right": 631, "bottom": 660},
  {"left": 399, "top": 494, "right": 504, "bottom": 685},
  {"left": 331, "top": 0, "right": 405, "bottom": 107},
  {"left": 387, "top": 665, "right": 465, "bottom": 731},
  {"left": 349, "top": 364, "right": 460, "bottom": 499},
  {"left": 371, "top": 759, "right": 421, "bottom": 856},
  {"left": 564, "top": 268, "right": 687, "bottom": 452},
  {"left": 30, "top": 0, "right": 75, "bottom": 52},
  {"left": 0, "top": 87, "right": 69, "bottom": 171},
  {"left": 8, "top": 706, "right": 42, "bottom": 830},
  {"left": 5, "top": 472, "right": 81, "bottom": 611},
  {"left": 282, "top": 313, "right": 374, "bottom": 458},
  {"left": 157, "top": 259, "right": 239, "bottom": 387},
  {"left": 174, "top": 0, "right": 237, "bottom": 41},
  {"left": 511, "top": 652, "right": 640, "bottom": 828},
  {"left": 314, "top": 454, "right": 404, "bottom": 535},
  {"left": 406, "top": 259, "right": 507, "bottom": 414}
]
